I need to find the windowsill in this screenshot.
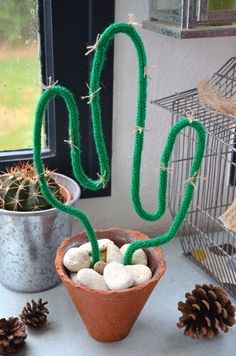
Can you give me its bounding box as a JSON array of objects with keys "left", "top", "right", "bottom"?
[
  {"left": 1, "top": 237, "right": 236, "bottom": 356},
  {"left": 142, "top": 20, "right": 236, "bottom": 39}
]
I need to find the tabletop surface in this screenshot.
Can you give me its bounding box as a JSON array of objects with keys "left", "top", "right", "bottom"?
[{"left": 1, "top": 236, "right": 235, "bottom": 356}]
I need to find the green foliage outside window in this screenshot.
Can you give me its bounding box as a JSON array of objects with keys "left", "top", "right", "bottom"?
[{"left": 0, "top": 0, "right": 37, "bottom": 45}]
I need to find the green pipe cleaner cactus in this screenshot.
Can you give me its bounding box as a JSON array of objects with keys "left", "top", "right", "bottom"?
[{"left": 33, "top": 22, "right": 206, "bottom": 265}]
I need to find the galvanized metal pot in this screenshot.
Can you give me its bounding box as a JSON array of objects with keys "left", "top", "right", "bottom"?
[{"left": 0, "top": 173, "right": 81, "bottom": 293}]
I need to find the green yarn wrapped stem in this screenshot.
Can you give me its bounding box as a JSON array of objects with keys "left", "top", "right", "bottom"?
[
  {"left": 88, "top": 22, "right": 206, "bottom": 263},
  {"left": 33, "top": 22, "right": 206, "bottom": 266},
  {"left": 131, "top": 118, "right": 205, "bottom": 221},
  {"left": 33, "top": 86, "right": 100, "bottom": 265},
  {"left": 123, "top": 118, "right": 206, "bottom": 265},
  {"left": 89, "top": 23, "right": 147, "bottom": 197},
  {"left": 90, "top": 22, "right": 149, "bottom": 209}
]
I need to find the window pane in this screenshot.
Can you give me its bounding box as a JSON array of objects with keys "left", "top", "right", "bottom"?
[
  {"left": 0, "top": 0, "right": 43, "bottom": 151},
  {"left": 209, "top": 0, "right": 236, "bottom": 11}
]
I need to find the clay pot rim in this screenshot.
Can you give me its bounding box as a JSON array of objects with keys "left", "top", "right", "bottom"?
[{"left": 55, "top": 227, "right": 166, "bottom": 295}]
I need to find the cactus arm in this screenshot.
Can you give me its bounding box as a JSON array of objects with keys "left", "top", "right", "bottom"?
[
  {"left": 88, "top": 24, "right": 147, "bottom": 195},
  {"left": 33, "top": 87, "right": 100, "bottom": 265},
  {"left": 123, "top": 119, "right": 206, "bottom": 265}
]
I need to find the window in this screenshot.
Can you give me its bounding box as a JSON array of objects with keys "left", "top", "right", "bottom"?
[
  {"left": 200, "top": 0, "right": 236, "bottom": 23},
  {"left": 0, "top": 0, "right": 41, "bottom": 151},
  {"left": 146, "top": 0, "right": 236, "bottom": 38},
  {"left": 0, "top": 0, "right": 114, "bottom": 198}
]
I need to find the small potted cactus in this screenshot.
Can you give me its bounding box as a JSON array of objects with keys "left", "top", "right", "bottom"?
[{"left": 0, "top": 162, "right": 81, "bottom": 293}]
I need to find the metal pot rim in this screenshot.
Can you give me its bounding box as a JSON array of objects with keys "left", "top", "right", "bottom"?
[{"left": 0, "top": 172, "right": 81, "bottom": 216}]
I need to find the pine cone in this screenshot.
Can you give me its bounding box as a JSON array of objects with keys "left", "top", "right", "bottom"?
[
  {"left": 0, "top": 317, "right": 27, "bottom": 355},
  {"left": 20, "top": 299, "right": 49, "bottom": 328},
  {"left": 177, "top": 284, "right": 236, "bottom": 339}
]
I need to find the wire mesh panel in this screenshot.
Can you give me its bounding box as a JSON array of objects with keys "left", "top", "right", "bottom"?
[{"left": 154, "top": 58, "right": 236, "bottom": 298}]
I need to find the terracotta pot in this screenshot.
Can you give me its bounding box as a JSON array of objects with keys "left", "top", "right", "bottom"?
[{"left": 55, "top": 228, "right": 166, "bottom": 342}]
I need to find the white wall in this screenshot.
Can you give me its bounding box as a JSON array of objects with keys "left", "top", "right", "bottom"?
[{"left": 74, "top": 0, "right": 236, "bottom": 237}]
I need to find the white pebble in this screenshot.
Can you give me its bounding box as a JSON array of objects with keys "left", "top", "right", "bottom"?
[
  {"left": 63, "top": 248, "right": 90, "bottom": 272},
  {"left": 106, "top": 243, "right": 123, "bottom": 263},
  {"left": 76, "top": 268, "right": 108, "bottom": 290},
  {"left": 103, "top": 262, "right": 134, "bottom": 290},
  {"left": 69, "top": 272, "right": 79, "bottom": 283},
  {"left": 78, "top": 239, "right": 114, "bottom": 254},
  {"left": 120, "top": 244, "right": 147, "bottom": 265},
  {"left": 125, "top": 265, "right": 152, "bottom": 286}
]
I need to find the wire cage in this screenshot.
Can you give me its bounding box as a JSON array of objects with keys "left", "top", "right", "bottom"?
[{"left": 153, "top": 57, "right": 236, "bottom": 298}]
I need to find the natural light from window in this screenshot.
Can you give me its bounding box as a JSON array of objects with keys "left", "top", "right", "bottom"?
[{"left": 0, "top": 0, "right": 42, "bottom": 151}]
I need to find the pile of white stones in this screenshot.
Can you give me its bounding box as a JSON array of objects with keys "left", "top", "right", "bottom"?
[{"left": 63, "top": 239, "right": 152, "bottom": 291}]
